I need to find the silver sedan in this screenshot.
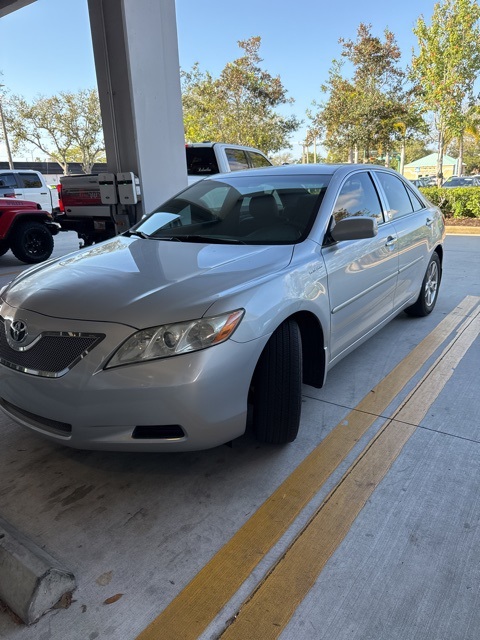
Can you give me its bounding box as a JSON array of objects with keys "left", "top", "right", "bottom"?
[{"left": 0, "top": 164, "right": 444, "bottom": 451}]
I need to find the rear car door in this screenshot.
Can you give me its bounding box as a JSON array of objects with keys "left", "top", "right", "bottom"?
[
  {"left": 372, "top": 170, "right": 433, "bottom": 309},
  {"left": 322, "top": 171, "right": 399, "bottom": 361},
  {"left": 17, "top": 172, "right": 51, "bottom": 211}
]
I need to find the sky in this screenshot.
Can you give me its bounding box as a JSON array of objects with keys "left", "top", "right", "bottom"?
[{"left": 0, "top": 0, "right": 442, "bottom": 161}]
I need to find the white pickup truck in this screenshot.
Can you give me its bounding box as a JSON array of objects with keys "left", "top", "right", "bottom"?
[
  {"left": 185, "top": 143, "right": 271, "bottom": 183},
  {"left": 0, "top": 169, "right": 59, "bottom": 213},
  {"left": 57, "top": 143, "right": 272, "bottom": 246}
]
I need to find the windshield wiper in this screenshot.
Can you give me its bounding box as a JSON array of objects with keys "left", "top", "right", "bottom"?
[
  {"left": 126, "top": 230, "right": 151, "bottom": 239},
  {"left": 154, "top": 235, "right": 245, "bottom": 245}
]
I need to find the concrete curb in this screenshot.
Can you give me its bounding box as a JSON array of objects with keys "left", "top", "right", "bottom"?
[
  {"left": 0, "top": 516, "right": 76, "bottom": 625},
  {"left": 445, "top": 226, "right": 480, "bottom": 235}
]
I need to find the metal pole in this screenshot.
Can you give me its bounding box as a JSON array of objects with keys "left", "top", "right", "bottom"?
[{"left": 0, "top": 93, "right": 14, "bottom": 169}]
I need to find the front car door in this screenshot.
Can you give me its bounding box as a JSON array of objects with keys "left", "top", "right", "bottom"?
[
  {"left": 0, "top": 172, "right": 20, "bottom": 197},
  {"left": 322, "top": 171, "right": 399, "bottom": 362}
]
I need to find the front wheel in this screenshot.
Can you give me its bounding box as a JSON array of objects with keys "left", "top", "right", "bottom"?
[
  {"left": 252, "top": 319, "right": 302, "bottom": 444},
  {"left": 10, "top": 221, "right": 54, "bottom": 264},
  {"left": 405, "top": 253, "right": 441, "bottom": 317}
]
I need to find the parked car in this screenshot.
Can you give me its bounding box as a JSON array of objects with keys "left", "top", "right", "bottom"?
[
  {"left": 410, "top": 176, "right": 437, "bottom": 187},
  {"left": 185, "top": 142, "right": 272, "bottom": 184},
  {"left": 0, "top": 164, "right": 445, "bottom": 452},
  {"left": 0, "top": 197, "right": 59, "bottom": 263},
  {"left": 442, "top": 176, "right": 480, "bottom": 188},
  {"left": 0, "top": 170, "right": 59, "bottom": 212}
]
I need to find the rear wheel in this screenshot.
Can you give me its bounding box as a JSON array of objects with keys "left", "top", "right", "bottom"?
[
  {"left": 10, "top": 221, "right": 54, "bottom": 264},
  {"left": 405, "top": 253, "right": 441, "bottom": 317},
  {"left": 252, "top": 319, "right": 302, "bottom": 444}
]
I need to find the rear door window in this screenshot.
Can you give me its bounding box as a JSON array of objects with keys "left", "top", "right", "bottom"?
[
  {"left": 247, "top": 151, "right": 271, "bottom": 168},
  {"left": 374, "top": 172, "right": 414, "bottom": 219},
  {"left": 18, "top": 173, "right": 43, "bottom": 189},
  {"left": 225, "top": 148, "right": 249, "bottom": 171},
  {"left": 406, "top": 188, "right": 426, "bottom": 212}
]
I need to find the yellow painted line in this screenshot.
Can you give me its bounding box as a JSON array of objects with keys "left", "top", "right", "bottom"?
[
  {"left": 220, "top": 306, "right": 480, "bottom": 639},
  {"left": 0, "top": 270, "right": 22, "bottom": 277},
  {"left": 136, "top": 296, "right": 479, "bottom": 640}
]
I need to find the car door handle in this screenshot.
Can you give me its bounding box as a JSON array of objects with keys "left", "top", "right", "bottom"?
[
  {"left": 385, "top": 236, "right": 397, "bottom": 247},
  {"left": 426, "top": 218, "right": 434, "bottom": 227}
]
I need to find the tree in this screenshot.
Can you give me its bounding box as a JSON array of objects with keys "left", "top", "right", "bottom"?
[
  {"left": 310, "top": 59, "right": 359, "bottom": 161},
  {"left": 448, "top": 103, "right": 480, "bottom": 172},
  {"left": 5, "top": 89, "right": 105, "bottom": 173},
  {"left": 454, "top": 102, "right": 480, "bottom": 174},
  {"left": 181, "top": 37, "right": 300, "bottom": 154},
  {"left": 312, "top": 24, "right": 414, "bottom": 164},
  {"left": 410, "top": 0, "right": 480, "bottom": 184},
  {"left": 391, "top": 91, "right": 430, "bottom": 174},
  {"left": 270, "top": 151, "right": 299, "bottom": 165},
  {"left": 404, "top": 139, "right": 434, "bottom": 165}
]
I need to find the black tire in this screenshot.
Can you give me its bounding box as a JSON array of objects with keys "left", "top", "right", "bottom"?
[
  {"left": 10, "top": 221, "right": 54, "bottom": 264},
  {"left": 0, "top": 241, "right": 9, "bottom": 257},
  {"left": 252, "top": 319, "right": 302, "bottom": 444},
  {"left": 405, "top": 253, "right": 441, "bottom": 317}
]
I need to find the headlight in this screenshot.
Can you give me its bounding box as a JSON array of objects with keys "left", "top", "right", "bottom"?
[{"left": 105, "top": 309, "right": 244, "bottom": 368}]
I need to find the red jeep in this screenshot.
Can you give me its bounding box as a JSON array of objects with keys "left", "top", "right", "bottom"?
[{"left": 0, "top": 198, "right": 60, "bottom": 264}]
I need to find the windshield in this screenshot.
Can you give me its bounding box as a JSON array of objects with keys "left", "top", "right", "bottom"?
[{"left": 132, "top": 174, "right": 331, "bottom": 245}]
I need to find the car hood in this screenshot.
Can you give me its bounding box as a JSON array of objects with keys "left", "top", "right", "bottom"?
[{"left": 4, "top": 236, "right": 293, "bottom": 327}]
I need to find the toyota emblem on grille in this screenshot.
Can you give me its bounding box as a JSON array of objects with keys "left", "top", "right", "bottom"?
[{"left": 10, "top": 320, "right": 28, "bottom": 344}]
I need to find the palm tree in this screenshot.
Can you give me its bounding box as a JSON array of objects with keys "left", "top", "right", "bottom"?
[{"left": 455, "top": 103, "right": 480, "bottom": 175}]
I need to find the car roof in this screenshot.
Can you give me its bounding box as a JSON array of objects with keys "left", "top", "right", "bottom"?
[
  {"left": 186, "top": 142, "right": 268, "bottom": 153},
  {"left": 209, "top": 163, "right": 400, "bottom": 180}
]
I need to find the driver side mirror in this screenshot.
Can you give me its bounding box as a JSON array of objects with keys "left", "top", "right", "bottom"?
[{"left": 330, "top": 216, "right": 378, "bottom": 242}]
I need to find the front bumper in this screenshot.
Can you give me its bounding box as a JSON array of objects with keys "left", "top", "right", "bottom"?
[{"left": 0, "top": 306, "right": 266, "bottom": 451}]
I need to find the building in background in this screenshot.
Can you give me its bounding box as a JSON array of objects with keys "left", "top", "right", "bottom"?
[{"left": 403, "top": 153, "right": 462, "bottom": 181}]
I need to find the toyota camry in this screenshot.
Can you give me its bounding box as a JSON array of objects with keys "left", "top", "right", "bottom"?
[{"left": 0, "top": 164, "right": 444, "bottom": 451}]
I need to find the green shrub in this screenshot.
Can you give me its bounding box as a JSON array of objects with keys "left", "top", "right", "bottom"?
[{"left": 419, "top": 187, "right": 480, "bottom": 219}]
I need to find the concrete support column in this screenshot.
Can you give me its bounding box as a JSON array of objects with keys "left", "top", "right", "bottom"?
[{"left": 87, "top": 0, "right": 187, "bottom": 215}]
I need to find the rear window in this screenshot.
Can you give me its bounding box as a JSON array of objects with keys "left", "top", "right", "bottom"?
[{"left": 186, "top": 147, "right": 220, "bottom": 176}]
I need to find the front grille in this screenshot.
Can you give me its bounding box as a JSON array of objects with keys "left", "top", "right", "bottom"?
[{"left": 0, "top": 318, "right": 104, "bottom": 377}]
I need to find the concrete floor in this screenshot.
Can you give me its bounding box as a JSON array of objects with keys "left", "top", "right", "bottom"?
[{"left": 0, "top": 232, "right": 478, "bottom": 639}]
